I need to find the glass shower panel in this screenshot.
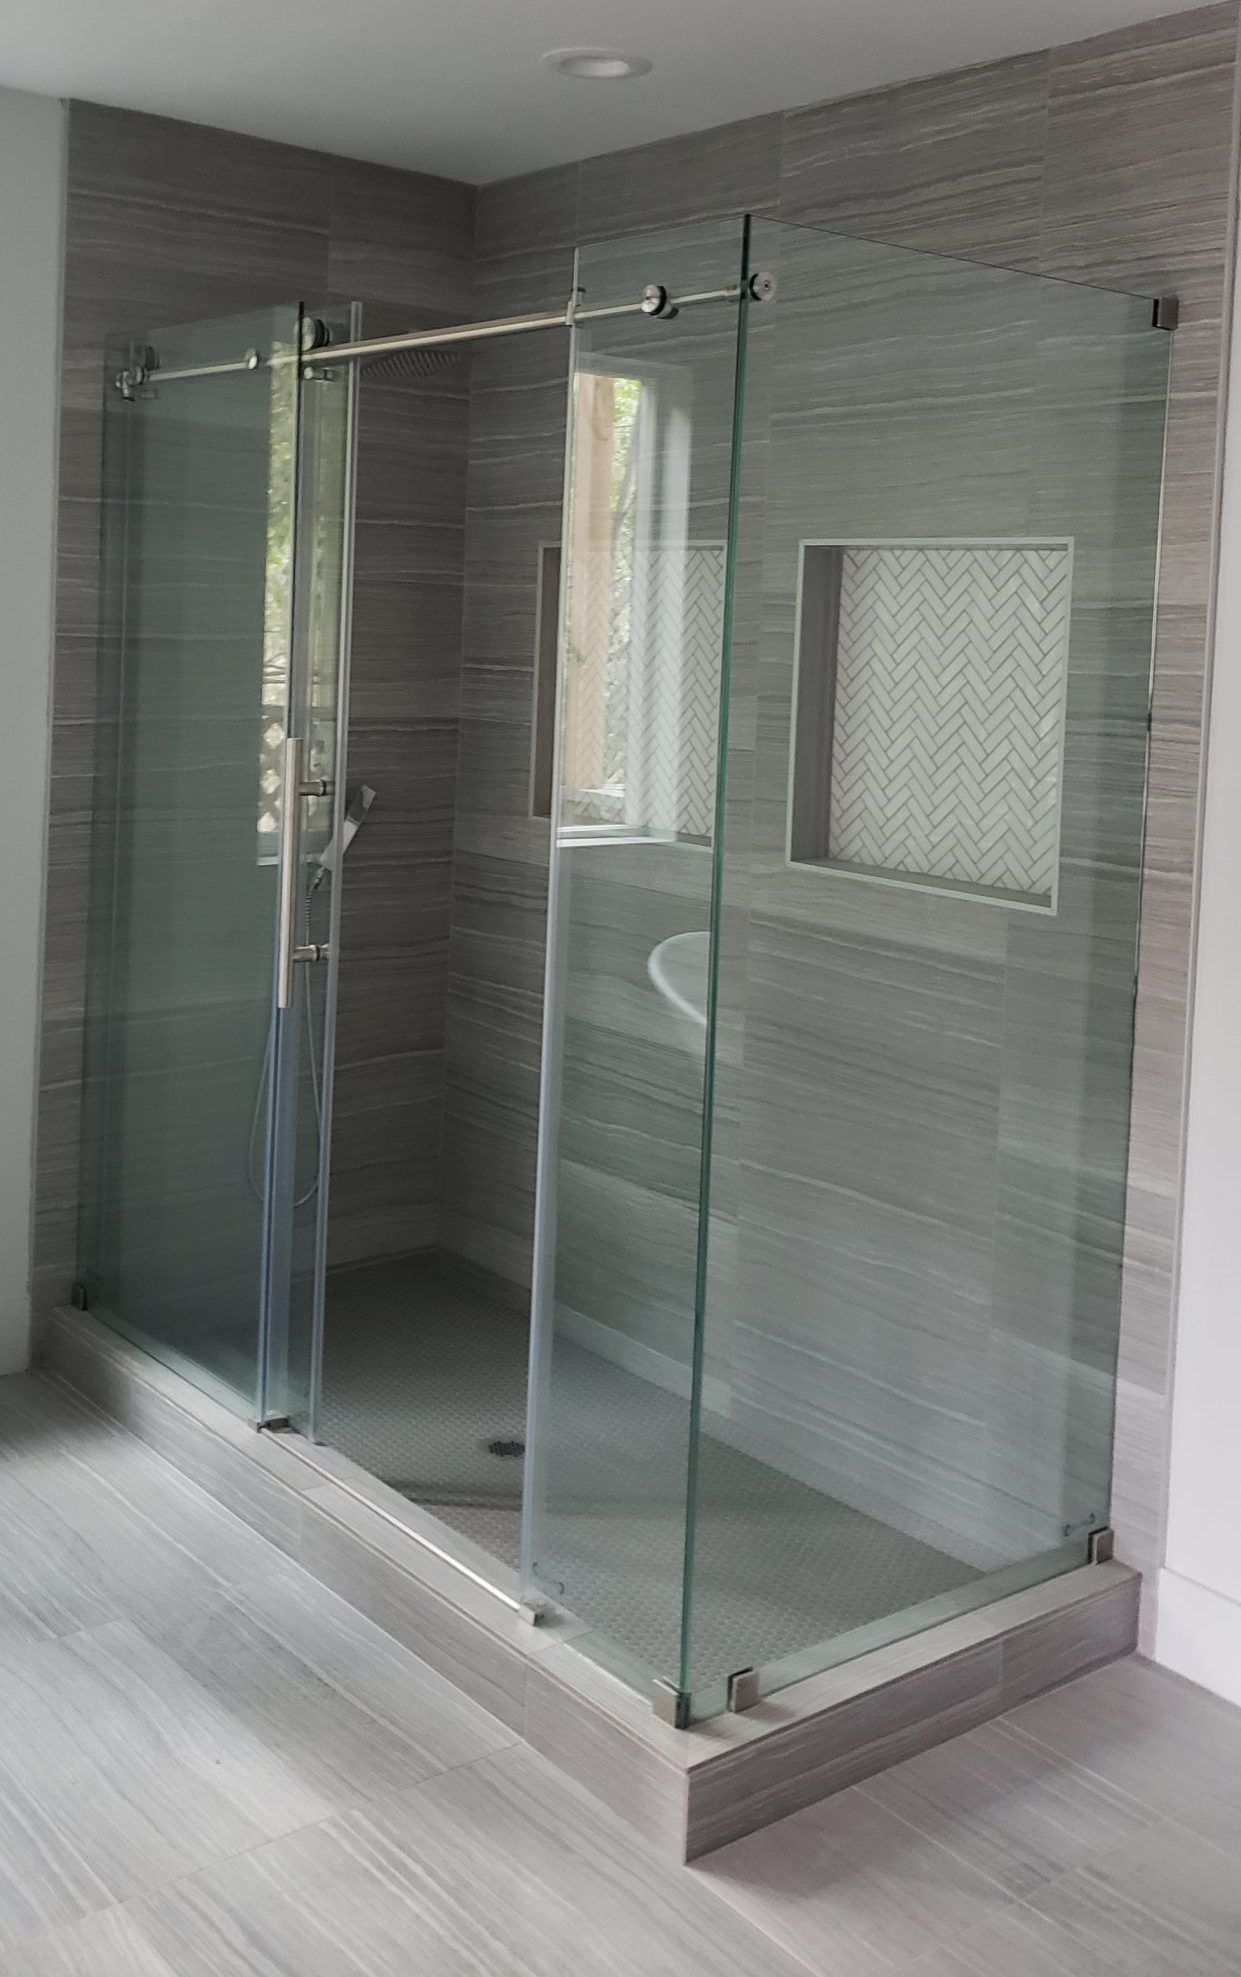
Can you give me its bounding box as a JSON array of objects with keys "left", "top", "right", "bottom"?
[
  {"left": 522, "top": 219, "right": 748, "bottom": 1693},
  {"left": 683, "top": 220, "right": 1171, "bottom": 1708},
  {"left": 264, "top": 308, "right": 360, "bottom": 1434},
  {"left": 78, "top": 307, "right": 306, "bottom": 1416}
]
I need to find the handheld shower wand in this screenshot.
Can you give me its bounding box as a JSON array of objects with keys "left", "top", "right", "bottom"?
[
  {"left": 248, "top": 783, "right": 378, "bottom": 1207},
  {"left": 311, "top": 783, "right": 376, "bottom": 891}
]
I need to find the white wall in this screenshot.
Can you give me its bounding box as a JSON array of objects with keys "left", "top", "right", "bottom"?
[
  {"left": 1157, "top": 187, "right": 1241, "bottom": 1706},
  {"left": 0, "top": 88, "right": 65, "bottom": 1373}
]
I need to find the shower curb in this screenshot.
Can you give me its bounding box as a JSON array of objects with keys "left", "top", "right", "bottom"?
[{"left": 40, "top": 1306, "right": 1140, "bottom": 1859}]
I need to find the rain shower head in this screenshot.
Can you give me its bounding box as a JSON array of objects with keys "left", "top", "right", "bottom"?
[{"left": 359, "top": 344, "right": 469, "bottom": 384}]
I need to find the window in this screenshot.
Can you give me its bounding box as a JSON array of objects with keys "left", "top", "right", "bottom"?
[
  {"left": 553, "top": 366, "right": 723, "bottom": 844},
  {"left": 258, "top": 373, "right": 295, "bottom": 860}
]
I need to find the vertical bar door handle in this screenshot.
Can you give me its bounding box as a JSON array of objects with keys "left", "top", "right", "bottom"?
[{"left": 276, "top": 735, "right": 304, "bottom": 1010}]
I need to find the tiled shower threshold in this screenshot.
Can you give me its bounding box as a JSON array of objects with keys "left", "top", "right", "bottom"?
[{"left": 39, "top": 1304, "right": 1140, "bottom": 1859}]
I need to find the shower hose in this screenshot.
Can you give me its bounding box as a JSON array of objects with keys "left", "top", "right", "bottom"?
[{"left": 245, "top": 888, "right": 323, "bottom": 1211}]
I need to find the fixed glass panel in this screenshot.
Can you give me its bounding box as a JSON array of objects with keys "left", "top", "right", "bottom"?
[
  {"left": 264, "top": 308, "right": 360, "bottom": 1434},
  {"left": 79, "top": 307, "right": 305, "bottom": 1416},
  {"left": 684, "top": 220, "right": 1170, "bottom": 1708},
  {"left": 522, "top": 219, "right": 748, "bottom": 1693}
]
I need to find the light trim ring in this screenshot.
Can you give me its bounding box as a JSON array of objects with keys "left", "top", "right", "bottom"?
[{"left": 542, "top": 48, "right": 653, "bottom": 80}]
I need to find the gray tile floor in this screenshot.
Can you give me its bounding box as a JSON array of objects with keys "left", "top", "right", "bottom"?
[{"left": 2, "top": 1369, "right": 1241, "bottom": 1976}]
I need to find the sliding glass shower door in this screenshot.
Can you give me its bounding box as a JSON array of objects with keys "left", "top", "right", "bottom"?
[
  {"left": 263, "top": 311, "right": 359, "bottom": 1435},
  {"left": 521, "top": 218, "right": 751, "bottom": 1691},
  {"left": 78, "top": 305, "right": 355, "bottom": 1420}
]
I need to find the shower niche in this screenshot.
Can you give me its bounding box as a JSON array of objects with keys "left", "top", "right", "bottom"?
[
  {"left": 75, "top": 211, "right": 1171, "bottom": 1756},
  {"left": 788, "top": 538, "right": 1073, "bottom": 910}
]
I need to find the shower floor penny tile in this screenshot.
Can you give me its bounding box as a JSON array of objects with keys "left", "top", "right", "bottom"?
[{"left": 302, "top": 1250, "right": 984, "bottom": 1686}]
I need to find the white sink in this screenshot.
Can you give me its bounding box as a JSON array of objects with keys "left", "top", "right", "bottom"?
[{"left": 647, "top": 930, "right": 709, "bottom": 1033}]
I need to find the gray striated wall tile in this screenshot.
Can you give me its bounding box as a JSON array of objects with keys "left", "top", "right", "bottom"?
[
  {"left": 780, "top": 52, "right": 1050, "bottom": 269},
  {"left": 576, "top": 114, "right": 782, "bottom": 244},
  {"left": 443, "top": 4, "right": 1239, "bottom": 1636},
  {"left": 37, "top": 102, "right": 477, "bottom": 1317}
]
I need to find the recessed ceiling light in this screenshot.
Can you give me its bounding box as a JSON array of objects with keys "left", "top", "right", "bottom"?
[{"left": 542, "top": 48, "right": 653, "bottom": 81}]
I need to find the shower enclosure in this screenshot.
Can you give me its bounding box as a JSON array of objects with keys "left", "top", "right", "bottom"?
[{"left": 77, "top": 214, "right": 1171, "bottom": 1725}]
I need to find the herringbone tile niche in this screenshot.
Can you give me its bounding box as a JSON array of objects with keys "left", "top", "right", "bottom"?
[{"left": 789, "top": 540, "right": 1071, "bottom": 910}]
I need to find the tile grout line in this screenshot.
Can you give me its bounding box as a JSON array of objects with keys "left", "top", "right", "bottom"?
[
  {"left": 995, "top": 1701, "right": 1227, "bottom": 1820},
  {"left": 0, "top": 1415, "right": 522, "bottom": 1762},
  {"left": 213, "top": 1572, "right": 523, "bottom": 1760},
  {"left": 936, "top": 1802, "right": 1240, "bottom": 1970}
]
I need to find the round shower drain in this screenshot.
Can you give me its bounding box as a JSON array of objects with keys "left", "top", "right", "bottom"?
[{"left": 485, "top": 1437, "right": 525, "bottom": 1459}]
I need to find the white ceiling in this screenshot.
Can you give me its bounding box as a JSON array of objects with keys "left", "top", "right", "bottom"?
[{"left": 0, "top": 0, "right": 1203, "bottom": 184}]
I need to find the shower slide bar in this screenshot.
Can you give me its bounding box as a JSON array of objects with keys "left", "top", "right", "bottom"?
[{"left": 114, "top": 274, "right": 775, "bottom": 394}]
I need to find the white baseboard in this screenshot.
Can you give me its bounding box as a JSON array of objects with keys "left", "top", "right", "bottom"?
[{"left": 1155, "top": 1567, "right": 1241, "bottom": 1709}]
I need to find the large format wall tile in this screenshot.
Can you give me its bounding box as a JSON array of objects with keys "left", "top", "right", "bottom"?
[
  {"left": 1040, "top": 3, "right": 1238, "bottom": 290},
  {"left": 576, "top": 114, "right": 782, "bottom": 244},
  {"left": 1034, "top": 0, "right": 1239, "bottom": 1604},
  {"left": 331, "top": 328, "right": 470, "bottom": 1264},
  {"left": 326, "top": 157, "right": 474, "bottom": 315},
  {"left": 780, "top": 52, "right": 1050, "bottom": 269},
  {"left": 438, "top": 226, "right": 567, "bottom": 1277},
  {"left": 40, "top": 103, "right": 477, "bottom": 1321},
  {"left": 442, "top": 5, "right": 1239, "bottom": 1630}
]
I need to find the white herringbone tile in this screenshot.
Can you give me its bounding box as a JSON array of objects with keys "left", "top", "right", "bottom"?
[{"left": 828, "top": 542, "right": 1069, "bottom": 901}]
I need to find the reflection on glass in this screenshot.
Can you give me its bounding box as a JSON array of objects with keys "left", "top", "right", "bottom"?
[
  {"left": 269, "top": 309, "right": 359, "bottom": 1436},
  {"left": 524, "top": 215, "right": 1170, "bottom": 1721},
  {"left": 685, "top": 219, "right": 1171, "bottom": 1709},
  {"left": 78, "top": 307, "right": 305, "bottom": 1416},
  {"left": 522, "top": 220, "right": 748, "bottom": 1695}
]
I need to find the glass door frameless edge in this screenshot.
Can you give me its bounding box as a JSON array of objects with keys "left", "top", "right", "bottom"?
[
  {"left": 263, "top": 301, "right": 362, "bottom": 1440},
  {"left": 519, "top": 214, "right": 753, "bottom": 1708},
  {"left": 77, "top": 304, "right": 311, "bottom": 1422}
]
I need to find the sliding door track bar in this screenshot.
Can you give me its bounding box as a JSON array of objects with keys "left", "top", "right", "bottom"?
[{"left": 114, "top": 274, "right": 775, "bottom": 395}]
